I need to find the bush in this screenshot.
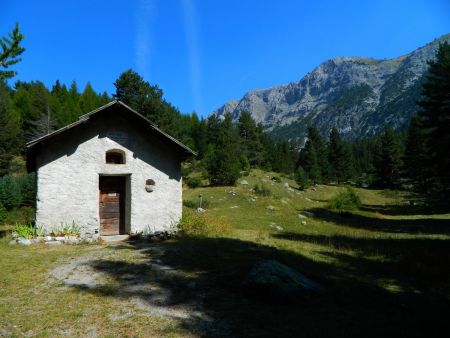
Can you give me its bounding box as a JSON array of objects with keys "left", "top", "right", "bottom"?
[
  {"left": 185, "top": 176, "right": 202, "bottom": 188},
  {"left": 254, "top": 183, "right": 272, "bottom": 197},
  {"left": 329, "top": 187, "right": 362, "bottom": 212},
  {"left": 0, "top": 203, "right": 7, "bottom": 223},
  {"left": 178, "top": 210, "right": 232, "bottom": 237},
  {"left": 13, "top": 224, "right": 35, "bottom": 239},
  {"left": 183, "top": 198, "right": 210, "bottom": 209}
]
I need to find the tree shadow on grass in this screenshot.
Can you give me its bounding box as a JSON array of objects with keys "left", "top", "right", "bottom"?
[
  {"left": 303, "top": 207, "right": 450, "bottom": 235},
  {"left": 69, "top": 236, "right": 450, "bottom": 337}
]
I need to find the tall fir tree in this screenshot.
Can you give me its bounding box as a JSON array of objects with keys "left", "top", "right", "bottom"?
[
  {"left": 0, "top": 23, "right": 25, "bottom": 80},
  {"left": 404, "top": 115, "right": 428, "bottom": 191},
  {"left": 416, "top": 42, "right": 450, "bottom": 192},
  {"left": 328, "top": 127, "right": 352, "bottom": 183},
  {"left": 376, "top": 126, "right": 403, "bottom": 188}
]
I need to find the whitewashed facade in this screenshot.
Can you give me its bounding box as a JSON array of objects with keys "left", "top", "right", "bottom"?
[{"left": 27, "top": 101, "right": 194, "bottom": 237}]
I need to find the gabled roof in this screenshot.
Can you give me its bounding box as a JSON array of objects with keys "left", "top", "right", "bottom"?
[{"left": 26, "top": 100, "right": 196, "bottom": 170}]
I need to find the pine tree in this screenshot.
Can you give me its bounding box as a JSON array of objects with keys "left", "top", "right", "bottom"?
[
  {"left": 404, "top": 115, "right": 428, "bottom": 191},
  {"left": 79, "top": 82, "right": 100, "bottom": 114},
  {"left": 0, "top": 80, "right": 21, "bottom": 175},
  {"left": 0, "top": 23, "right": 25, "bottom": 80},
  {"left": 416, "top": 42, "right": 450, "bottom": 192},
  {"left": 376, "top": 126, "right": 402, "bottom": 188},
  {"left": 237, "top": 111, "right": 264, "bottom": 166},
  {"left": 295, "top": 166, "right": 310, "bottom": 190},
  {"left": 328, "top": 127, "right": 352, "bottom": 183},
  {"left": 205, "top": 113, "right": 241, "bottom": 186}
]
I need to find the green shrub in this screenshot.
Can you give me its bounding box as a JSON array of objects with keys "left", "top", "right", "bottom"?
[
  {"left": 329, "top": 187, "right": 362, "bottom": 212},
  {"left": 183, "top": 198, "right": 210, "bottom": 209},
  {"left": 185, "top": 176, "right": 202, "bottom": 188},
  {"left": 13, "top": 224, "right": 35, "bottom": 239},
  {"left": 17, "top": 173, "right": 36, "bottom": 207},
  {"left": 0, "top": 203, "right": 7, "bottom": 223},
  {"left": 178, "top": 210, "right": 232, "bottom": 237},
  {"left": 51, "top": 222, "right": 81, "bottom": 236},
  {"left": 254, "top": 183, "right": 272, "bottom": 197}
]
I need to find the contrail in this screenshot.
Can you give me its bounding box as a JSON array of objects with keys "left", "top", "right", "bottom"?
[
  {"left": 134, "top": 0, "right": 156, "bottom": 80},
  {"left": 181, "top": 0, "right": 203, "bottom": 114}
]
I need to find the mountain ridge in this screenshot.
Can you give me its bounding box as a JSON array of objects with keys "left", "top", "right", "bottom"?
[{"left": 212, "top": 33, "right": 450, "bottom": 143}]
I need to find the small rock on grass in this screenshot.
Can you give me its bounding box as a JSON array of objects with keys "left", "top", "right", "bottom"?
[
  {"left": 301, "top": 221, "right": 307, "bottom": 225},
  {"left": 266, "top": 205, "right": 275, "bottom": 211},
  {"left": 16, "top": 237, "right": 31, "bottom": 246}
]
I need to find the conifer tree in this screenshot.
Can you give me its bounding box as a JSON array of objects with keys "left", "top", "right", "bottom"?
[
  {"left": 205, "top": 113, "right": 240, "bottom": 185},
  {"left": 376, "top": 126, "right": 402, "bottom": 188},
  {"left": 416, "top": 42, "right": 450, "bottom": 192},
  {"left": 404, "top": 115, "right": 428, "bottom": 191},
  {"left": 328, "top": 127, "right": 352, "bottom": 183},
  {"left": 0, "top": 23, "right": 25, "bottom": 80}
]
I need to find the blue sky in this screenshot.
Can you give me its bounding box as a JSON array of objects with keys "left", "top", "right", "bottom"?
[{"left": 1, "top": 0, "right": 449, "bottom": 117}]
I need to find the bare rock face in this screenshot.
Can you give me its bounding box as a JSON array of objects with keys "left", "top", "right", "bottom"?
[{"left": 212, "top": 34, "right": 450, "bottom": 143}]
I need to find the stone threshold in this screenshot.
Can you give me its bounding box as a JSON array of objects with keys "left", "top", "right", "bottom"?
[{"left": 99, "top": 234, "right": 130, "bottom": 242}]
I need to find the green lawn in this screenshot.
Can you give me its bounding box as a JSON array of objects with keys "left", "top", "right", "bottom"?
[{"left": 1, "top": 169, "right": 449, "bottom": 337}]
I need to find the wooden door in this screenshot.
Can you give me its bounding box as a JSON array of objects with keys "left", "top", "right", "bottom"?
[{"left": 99, "top": 176, "right": 125, "bottom": 235}]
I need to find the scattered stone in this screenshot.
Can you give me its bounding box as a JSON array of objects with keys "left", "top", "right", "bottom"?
[
  {"left": 45, "top": 241, "right": 62, "bottom": 246},
  {"left": 64, "top": 238, "right": 80, "bottom": 245},
  {"left": 43, "top": 236, "right": 53, "bottom": 242},
  {"left": 229, "top": 205, "right": 239, "bottom": 209},
  {"left": 239, "top": 180, "right": 249, "bottom": 185},
  {"left": 311, "top": 187, "right": 317, "bottom": 192},
  {"left": 16, "top": 237, "right": 31, "bottom": 246},
  {"left": 197, "top": 207, "right": 205, "bottom": 213},
  {"left": 54, "top": 236, "right": 65, "bottom": 241},
  {"left": 8, "top": 239, "right": 16, "bottom": 245},
  {"left": 304, "top": 197, "right": 313, "bottom": 202},
  {"left": 298, "top": 214, "right": 306, "bottom": 219},
  {"left": 281, "top": 199, "right": 288, "bottom": 204},
  {"left": 301, "top": 221, "right": 307, "bottom": 225},
  {"left": 275, "top": 225, "right": 283, "bottom": 231},
  {"left": 249, "top": 198, "right": 257, "bottom": 202},
  {"left": 242, "top": 260, "right": 322, "bottom": 300},
  {"left": 228, "top": 190, "right": 238, "bottom": 196},
  {"left": 266, "top": 205, "right": 275, "bottom": 211},
  {"left": 283, "top": 182, "right": 290, "bottom": 189}
]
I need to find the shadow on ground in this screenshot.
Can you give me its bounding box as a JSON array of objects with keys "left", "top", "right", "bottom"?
[
  {"left": 302, "top": 207, "right": 450, "bottom": 235},
  {"left": 69, "top": 233, "right": 450, "bottom": 337}
]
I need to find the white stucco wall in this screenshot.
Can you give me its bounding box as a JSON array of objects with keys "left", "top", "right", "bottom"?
[{"left": 34, "top": 113, "right": 182, "bottom": 236}]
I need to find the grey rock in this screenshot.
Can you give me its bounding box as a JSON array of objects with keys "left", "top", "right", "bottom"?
[
  {"left": 43, "top": 236, "right": 53, "bottom": 242},
  {"left": 239, "top": 180, "right": 249, "bottom": 185},
  {"left": 301, "top": 221, "right": 307, "bottom": 225},
  {"left": 283, "top": 183, "right": 290, "bottom": 189},
  {"left": 242, "top": 260, "right": 322, "bottom": 300},
  {"left": 298, "top": 214, "right": 306, "bottom": 219},
  {"left": 197, "top": 207, "right": 205, "bottom": 213},
  {"left": 17, "top": 237, "right": 32, "bottom": 246},
  {"left": 64, "top": 238, "right": 80, "bottom": 245},
  {"left": 8, "top": 239, "right": 17, "bottom": 245},
  {"left": 266, "top": 205, "right": 275, "bottom": 211},
  {"left": 213, "top": 34, "right": 450, "bottom": 143},
  {"left": 54, "top": 236, "right": 65, "bottom": 241}
]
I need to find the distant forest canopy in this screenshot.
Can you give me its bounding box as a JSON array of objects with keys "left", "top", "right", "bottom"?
[{"left": 0, "top": 24, "right": 449, "bottom": 204}]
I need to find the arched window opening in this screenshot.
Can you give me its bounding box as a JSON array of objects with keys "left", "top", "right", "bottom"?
[{"left": 106, "top": 149, "right": 125, "bottom": 164}]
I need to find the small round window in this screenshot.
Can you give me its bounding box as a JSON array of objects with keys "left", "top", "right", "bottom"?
[{"left": 106, "top": 149, "right": 125, "bottom": 164}]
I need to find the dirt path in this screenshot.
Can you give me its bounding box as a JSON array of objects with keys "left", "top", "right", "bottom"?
[{"left": 48, "top": 242, "right": 217, "bottom": 334}]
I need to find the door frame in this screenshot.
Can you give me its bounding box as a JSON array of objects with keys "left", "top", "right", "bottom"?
[{"left": 98, "top": 174, "right": 131, "bottom": 235}]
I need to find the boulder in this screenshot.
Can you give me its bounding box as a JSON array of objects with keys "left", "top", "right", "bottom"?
[
  {"left": 197, "top": 207, "right": 205, "bottom": 213},
  {"left": 283, "top": 182, "right": 290, "bottom": 189},
  {"left": 242, "top": 260, "right": 321, "bottom": 301}
]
